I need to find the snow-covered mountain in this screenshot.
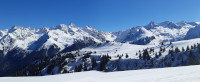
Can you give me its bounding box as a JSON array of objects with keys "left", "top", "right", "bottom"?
[
  {"left": 0, "top": 21, "right": 199, "bottom": 56},
  {"left": 113, "top": 21, "right": 198, "bottom": 45},
  {"left": 0, "top": 21, "right": 200, "bottom": 76},
  {"left": 0, "top": 21, "right": 199, "bottom": 55},
  {"left": 0, "top": 23, "right": 113, "bottom": 55},
  {"left": 113, "top": 26, "right": 155, "bottom": 45},
  {"left": 0, "top": 23, "right": 113, "bottom": 76}
]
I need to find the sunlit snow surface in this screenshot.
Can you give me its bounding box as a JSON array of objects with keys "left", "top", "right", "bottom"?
[
  {"left": 81, "top": 38, "right": 200, "bottom": 59},
  {"left": 1, "top": 65, "right": 200, "bottom": 82}
]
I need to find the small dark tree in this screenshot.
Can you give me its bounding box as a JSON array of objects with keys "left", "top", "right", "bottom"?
[
  {"left": 139, "top": 50, "right": 141, "bottom": 54},
  {"left": 194, "top": 44, "right": 197, "bottom": 49},
  {"left": 182, "top": 47, "right": 185, "bottom": 52},
  {"left": 125, "top": 53, "right": 129, "bottom": 58},
  {"left": 160, "top": 47, "right": 163, "bottom": 52},
  {"left": 136, "top": 52, "right": 138, "bottom": 56},
  {"left": 186, "top": 45, "right": 190, "bottom": 51},
  {"left": 92, "top": 58, "right": 97, "bottom": 69},
  {"left": 175, "top": 47, "right": 180, "bottom": 53},
  {"left": 118, "top": 56, "right": 122, "bottom": 59},
  {"left": 168, "top": 49, "right": 174, "bottom": 54},
  {"left": 143, "top": 49, "right": 150, "bottom": 60},
  {"left": 155, "top": 52, "right": 159, "bottom": 58},
  {"left": 150, "top": 48, "right": 154, "bottom": 53},
  {"left": 159, "top": 51, "right": 162, "bottom": 56},
  {"left": 191, "top": 45, "right": 194, "bottom": 49},
  {"left": 170, "top": 41, "right": 172, "bottom": 45},
  {"left": 161, "top": 42, "right": 164, "bottom": 45},
  {"left": 139, "top": 53, "right": 142, "bottom": 59},
  {"left": 163, "top": 47, "right": 166, "bottom": 52}
]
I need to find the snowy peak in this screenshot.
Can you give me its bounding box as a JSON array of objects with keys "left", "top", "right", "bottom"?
[
  {"left": 113, "top": 26, "right": 155, "bottom": 44},
  {"left": 113, "top": 21, "right": 200, "bottom": 45},
  {"left": 52, "top": 23, "right": 78, "bottom": 33},
  {"left": 8, "top": 26, "right": 24, "bottom": 33},
  {"left": 85, "top": 25, "right": 97, "bottom": 31},
  {"left": 82, "top": 26, "right": 108, "bottom": 42},
  {"left": 68, "top": 22, "right": 76, "bottom": 28},
  {"left": 159, "top": 21, "right": 179, "bottom": 28},
  {"left": 177, "top": 21, "right": 188, "bottom": 26},
  {"left": 145, "top": 21, "right": 158, "bottom": 29},
  {"left": 52, "top": 24, "right": 67, "bottom": 30},
  {"left": 6, "top": 26, "right": 33, "bottom": 40},
  {"left": 35, "top": 27, "right": 50, "bottom": 34},
  {"left": 144, "top": 21, "right": 200, "bottom": 29}
]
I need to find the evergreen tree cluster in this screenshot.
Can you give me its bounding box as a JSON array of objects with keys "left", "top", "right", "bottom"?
[{"left": 100, "top": 55, "right": 111, "bottom": 71}]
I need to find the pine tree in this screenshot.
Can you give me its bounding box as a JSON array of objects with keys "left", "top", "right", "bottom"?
[
  {"left": 139, "top": 50, "right": 141, "bottom": 54},
  {"left": 136, "top": 52, "right": 138, "bottom": 56},
  {"left": 119, "top": 56, "right": 122, "bottom": 59},
  {"left": 150, "top": 48, "right": 154, "bottom": 53},
  {"left": 168, "top": 49, "right": 173, "bottom": 54},
  {"left": 139, "top": 53, "right": 142, "bottom": 59},
  {"left": 191, "top": 45, "right": 194, "bottom": 49},
  {"left": 100, "top": 55, "right": 110, "bottom": 71},
  {"left": 186, "top": 45, "right": 190, "bottom": 51},
  {"left": 160, "top": 47, "right": 163, "bottom": 52},
  {"left": 155, "top": 52, "right": 158, "bottom": 58},
  {"left": 143, "top": 49, "right": 150, "bottom": 60},
  {"left": 171, "top": 45, "right": 174, "bottom": 49},
  {"left": 170, "top": 41, "right": 172, "bottom": 45},
  {"left": 182, "top": 47, "right": 185, "bottom": 52},
  {"left": 175, "top": 47, "right": 180, "bottom": 53},
  {"left": 163, "top": 47, "right": 166, "bottom": 52},
  {"left": 159, "top": 51, "right": 162, "bottom": 56},
  {"left": 194, "top": 44, "right": 197, "bottom": 49},
  {"left": 161, "top": 42, "right": 164, "bottom": 45},
  {"left": 92, "top": 58, "right": 97, "bottom": 69},
  {"left": 125, "top": 53, "right": 129, "bottom": 58}
]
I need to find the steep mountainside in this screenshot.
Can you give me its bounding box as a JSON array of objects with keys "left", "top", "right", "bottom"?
[{"left": 185, "top": 25, "right": 200, "bottom": 40}]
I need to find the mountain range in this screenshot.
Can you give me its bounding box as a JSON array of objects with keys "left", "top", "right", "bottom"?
[
  {"left": 0, "top": 21, "right": 199, "bottom": 54},
  {"left": 0, "top": 21, "right": 200, "bottom": 76}
]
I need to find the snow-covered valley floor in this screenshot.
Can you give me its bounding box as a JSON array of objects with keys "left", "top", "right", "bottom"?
[{"left": 1, "top": 65, "right": 200, "bottom": 82}]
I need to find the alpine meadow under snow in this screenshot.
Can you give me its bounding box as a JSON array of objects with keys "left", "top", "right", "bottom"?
[{"left": 0, "top": 21, "right": 200, "bottom": 82}]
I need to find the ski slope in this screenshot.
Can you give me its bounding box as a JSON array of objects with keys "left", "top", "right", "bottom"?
[
  {"left": 81, "top": 38, "right": 200, "bottom": 59},
  {"left": 81, "top": 42, "right": 155, "bottom": 59},
  {"left": 1, "top": 65, "right": 200, "bottom": 82}
]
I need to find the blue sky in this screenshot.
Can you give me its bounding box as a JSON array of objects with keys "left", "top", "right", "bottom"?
[{"left": 0, "top": 0, "right": 200, "bottom": 32}]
